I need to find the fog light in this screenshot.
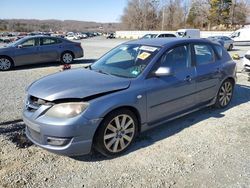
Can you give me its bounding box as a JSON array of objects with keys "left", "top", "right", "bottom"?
[{"left": 47, "top": 137, "right": 71, "bottom": 146}]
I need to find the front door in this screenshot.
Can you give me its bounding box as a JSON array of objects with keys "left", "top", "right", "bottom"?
[
  {"left": 146, "top": 44, "right": 197, "bottom": 125},
  {"left": 14, "top": 38, "right": 40, "bottom": 66}
]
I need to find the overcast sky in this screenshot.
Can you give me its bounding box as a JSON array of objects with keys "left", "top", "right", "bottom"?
[{"left": 1, "top": 0, "right": 128, "bottom": 23}]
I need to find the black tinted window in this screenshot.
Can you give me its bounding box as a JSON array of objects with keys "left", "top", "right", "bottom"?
[
  {"left": 41, "top": 38, "right": 58, "bottom": 45},
  {"left": 194, "top": 44, "right": 215, "bottom": 65},
  {"left": 160, "top": 45, "right": 191, "bottom": 72}
]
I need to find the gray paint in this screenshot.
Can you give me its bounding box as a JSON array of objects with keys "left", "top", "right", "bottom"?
[{"left": 0, "top": 35, "right": 83, "bottom": 67}]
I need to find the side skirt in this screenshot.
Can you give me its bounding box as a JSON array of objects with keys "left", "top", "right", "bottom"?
[{"left": 140, "top": 98, "right": 216, "bottom": 132}]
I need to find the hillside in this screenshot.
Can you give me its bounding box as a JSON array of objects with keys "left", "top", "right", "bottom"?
[{"left": 0, "top": 19, "right": 121, "bottom": 32}]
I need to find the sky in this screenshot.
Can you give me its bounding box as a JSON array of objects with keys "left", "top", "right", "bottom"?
[{"left": 1, "top": 0, "right": 128, "bottom": 23}]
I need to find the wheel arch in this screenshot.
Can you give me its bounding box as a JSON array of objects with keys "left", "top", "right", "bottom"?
[
  {"left": 92, "top": 105, "right": 142, "bottom": 143},
  {"left": 222, "top": 76, "right": 236, "bottom": 86},
  {"left": 0, "top": 55, "right": 15, "bottom": 66}
]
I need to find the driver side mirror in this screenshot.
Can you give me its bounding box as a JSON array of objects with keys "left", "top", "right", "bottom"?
[
  {"left": 153, "top": 67, "right": 173, "bottom": 77},
  {"left": 17, "top": 44, "right": 23, "bottom": 49}
]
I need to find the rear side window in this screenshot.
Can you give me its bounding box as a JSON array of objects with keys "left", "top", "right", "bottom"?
[
  {"left": 194, "top": 44, "right": 215, "bottom": 65},
  {"left": 160, "top": 45, "right": 191, "bottom": 72},
  {"left": 214, "top": 45, "right": 223, "bottom": 58},
  {"left": 41, "top": 38, "right": 58, "bottom": 45}
]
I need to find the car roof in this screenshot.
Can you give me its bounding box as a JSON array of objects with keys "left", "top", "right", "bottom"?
[
  {"left": 22, "top": 35, "right": 58, "bottom": 39},
  {"left": 124, "top": 38, "right": 213, "bottom": 47}
]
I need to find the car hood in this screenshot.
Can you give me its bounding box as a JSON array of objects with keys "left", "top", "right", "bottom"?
[{"left": 28, "top": 68, "right": 131, "bottom": 101}]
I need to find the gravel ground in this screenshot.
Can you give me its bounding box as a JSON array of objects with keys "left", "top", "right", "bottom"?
[{"left": 0, "top": 37, "right": 250, "bottom": 188}]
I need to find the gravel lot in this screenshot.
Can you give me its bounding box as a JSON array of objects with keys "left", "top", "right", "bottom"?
[{"left": 0, "top": 37, "right": 250, "bottom": 188}]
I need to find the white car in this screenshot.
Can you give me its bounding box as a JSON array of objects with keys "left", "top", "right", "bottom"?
[
  {"left": 243, "top": 50, "right": 250, "bottom": 70},
  {"left": 65, "top": 35, "right": 80, "bottom": 40}
]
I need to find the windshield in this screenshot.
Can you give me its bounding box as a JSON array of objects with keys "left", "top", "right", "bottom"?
[
  {"left": 6, "top": 37, "right": 28, "bottom": 47},
  {"left": 91, "top": 44, "right": 160, "bottom": 78},
  {"left": 142, "top": 34, "right": 157, "bottom": 39},
  {"left": 177, "top": 32, "right": 186, "bottom": 37}
]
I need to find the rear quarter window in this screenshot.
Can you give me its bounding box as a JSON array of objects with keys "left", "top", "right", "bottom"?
[{"left": 214, "top": 45, "right": 223, "bottom": 59}]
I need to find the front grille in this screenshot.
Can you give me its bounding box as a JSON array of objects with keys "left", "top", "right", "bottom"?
[{"left": 27, "top": 127, "right": 41, "bottom": 143}]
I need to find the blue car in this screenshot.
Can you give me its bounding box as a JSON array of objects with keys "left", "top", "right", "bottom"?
[
  {"left": 0, "top": 35, "right": 83, "bottom": 71},
  {"left": 23, "top": 38, "right": 236, "bottom": 157}
]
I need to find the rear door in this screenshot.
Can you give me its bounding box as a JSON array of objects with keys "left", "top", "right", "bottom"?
[
  {"left": 39, "top": 37, "right": 61, "bottom": 63},
  {"left": 146, "top": 44, "right": 197, "bottom": 124},
  {"left": 14, "top": 38, "right": 40, "bottom": 65},
  {"left": 192, "top": 43, "right": 222, "bottom": 104}
]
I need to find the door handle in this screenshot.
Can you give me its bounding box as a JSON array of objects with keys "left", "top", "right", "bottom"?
[
  {"left": 184, "top": 75, "right": 192, "bottom": 82},
  {"left": 215, "top": 68, "right": 221, "bottom": 73}
]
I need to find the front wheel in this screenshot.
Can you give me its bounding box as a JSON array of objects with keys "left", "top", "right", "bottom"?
[
  {"left": 0, "top": 57, "right": 13, "bottom": 71},
  {"left": 94, "top": 109, "right": 138, "bottom": 157},
  {"left": 228, "top": 44, "right": 233, "bottom": 51},
  {"left": 214, "top": 80, "right": 234, "bottom": 108},
  {"left": 61, "top": 52, "right": 73, "bottom": 64}
]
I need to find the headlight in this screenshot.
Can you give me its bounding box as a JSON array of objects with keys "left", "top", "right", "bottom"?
[{"left": 45, "top": 102, "right": 89, "bottom": 118}]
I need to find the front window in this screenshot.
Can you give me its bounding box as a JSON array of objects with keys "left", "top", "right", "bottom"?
[
  {"left": 21, "top": 39, "right": 36, "bottom": 47},
  {"left": 230, "top": 32, "right": 240, "bottom": 38},
  {"left": 91, "top": 44, "right": 160, "bottom": 78},
  {"left": 160, "top": 45, "right": 191, "bottom": 72}
]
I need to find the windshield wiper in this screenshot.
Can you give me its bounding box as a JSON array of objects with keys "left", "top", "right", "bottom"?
[{"left": 94, "top": 69, "right": 111, "bottom": 75}]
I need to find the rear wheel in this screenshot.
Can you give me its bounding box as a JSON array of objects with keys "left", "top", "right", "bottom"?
[
  {"left": 0, "top": 57, "right": 13, "bottom": 71},
  {"left": 94, "top": 109, "right": 138, "bottom": 157},
  {"left": 61, "top": 52, "right": 73, "bottom": 64},
  {"left": 214, "top": 80, "right": 234, "bottom": 108}
]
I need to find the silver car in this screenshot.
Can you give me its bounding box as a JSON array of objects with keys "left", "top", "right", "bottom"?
[
  {"left": 208, "top": 36, "right": 234, "bottom": 51},
  {"left": 0, "top": 35, "right": 84, "bottom": 71}
]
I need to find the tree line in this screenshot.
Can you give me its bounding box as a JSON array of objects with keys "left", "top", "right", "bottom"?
[
  {"left": 121, "top": 0, "right": 250, "bottom": 30},
  {"left": 0, "top": 19, "right": 119, "bottom": 32}
]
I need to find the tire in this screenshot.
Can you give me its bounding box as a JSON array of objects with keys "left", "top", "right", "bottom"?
[
  {"left": 214, "top": 79, "right": 234, "bottom": 108},
  {"left": 61, "top": 52, "right": 73, "bottom": 64},
  {"left": 94, "top": 109, "right": 138, "bottom": 157},
  {"left": 0, "top": 56, "right": 13, "bottom": 71},
  {"left": 228, "top": 44, "right": 233, "bottom": 51}
]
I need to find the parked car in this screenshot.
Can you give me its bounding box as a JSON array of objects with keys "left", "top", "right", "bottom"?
[
  {"left": 176, "top": 29, "right": 200, "bottom": 38},
  {"left": 23, "top": 38, "right": 236, "bottom": 157},
  {"left": 106, "top": 33, "right": 116, "bottom": 39},
  {"left": 207, "top": 36, "right": 234, "bottom": 51},
  {"left": 65, "top": 35, "right": 80, "bottom": 40},
  {"left": 141, "top": 33, "right": 176, "bottom": 39},
  {"left": 230, "top": 28, "right": 250, "bottom": 46},
  {"left": 0, "top": 35, "right": 83, "bottom": 71},
  {"left": 243, "top": 50, "right": 250, "bottom": 70}
]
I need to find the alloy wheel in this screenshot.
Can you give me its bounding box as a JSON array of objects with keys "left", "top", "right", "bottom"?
[
  {"left": 218, "top": 81, "right": 233, "bottom": 107},
  {"left": 103, "top": 114, "right": 135, "bottom": 153},
  {"left": 0, "top": 58, "right": 11, "bottom": 70},
  {"left": 62, "top": 53, "right": 73, "bottom": 64}
]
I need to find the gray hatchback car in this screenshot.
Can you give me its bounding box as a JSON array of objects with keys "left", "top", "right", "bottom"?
[
  {"left": 0, "top": 35, "right": 83, "bottom": 71},
  {"left": 23, "top": 38, "right": 236, "bottom": 157}
]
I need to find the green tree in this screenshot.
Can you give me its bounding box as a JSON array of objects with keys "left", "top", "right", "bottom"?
[{"left": 208, "top": 0, "right": 232, "bottom": 26}]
